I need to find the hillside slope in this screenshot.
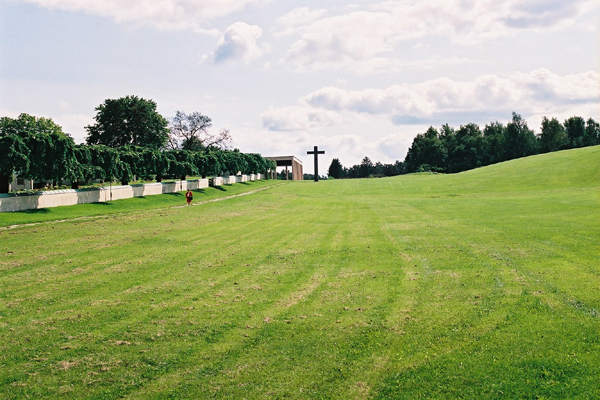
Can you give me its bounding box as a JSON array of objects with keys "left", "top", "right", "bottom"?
[
  {"left": 317, "top": 145, "right": 600, "bottom": 197},
  {"left": 449, "top": 145, "right": 600, "bottom": 193}
]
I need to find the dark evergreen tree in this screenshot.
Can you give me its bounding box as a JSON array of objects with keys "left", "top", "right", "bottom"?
[
  {"left": 359, "top": 157, "right": 374, "bottom": 177},
  {"left": 328, "top": 158, "right": 344, "bottom": 179}
]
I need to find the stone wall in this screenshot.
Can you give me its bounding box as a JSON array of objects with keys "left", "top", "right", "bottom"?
[
  {"left": 1, "top": 174, "right": 268, "bottom": 213},
  {"left": 0, "top": 178, "right": 217, "bottom": 213}
]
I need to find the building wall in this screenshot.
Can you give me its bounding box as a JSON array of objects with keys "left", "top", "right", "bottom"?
[{"left": 292, "top": 160, "right": 304, "bottom": 181}]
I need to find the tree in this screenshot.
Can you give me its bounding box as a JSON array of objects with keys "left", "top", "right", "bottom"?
[
  {"left": 328, "top": 158, "right": 343, "bottom": 179},
  {"left": 539, "top": 117, "right": 567, "bottom": 153},
  {"left": 359, "top": 157, "right": 374, "bottom": 177},
  {"left": 75, "top": 145, "right": 123, "bottom": 183},
  {"left": 245, "top": 153, "right": 264, "bottom": 175},
  {"left": 482, "top": 121, "right": 506, "bottom": 165},
  {"left": 404, "top": 126, "right": 447, "bottom": 173},
  {"left": 378, "top": 161, "right": 405, "bottom": 176},
  {"left": 139, "top": 147, "right": 170, "bottom": 182},
  {"left": 564, "top": 116, "right": 586, "bottom": 149},
  {"left": 447, "top": 123, "right": 484, "bottom": 173},
  {"left": 86, "top": 95, "right": 169, "bottom": 149},
  {"left": 0, "top": 134, "right": 29, "bottom": 193},
  {"left": 117, "top": 146, "right": 145, "bottom": 185},
  {"left": 222, "top": 150, "right": 247, "bottom": 175},
  {"left": 584, "top": 118, "right": 600, "bottom": 147},
  {"left": 166, "top": 150, "right": 198, "bottom": 180},
  {"left": 503, "top": 112, "right": 538, "bottom": 160},
  {"left": 0, "top": 114, "right": 79, "bottom": 191},
  {"left": 199, "top": 151, "right": 222, "bottom": 178},
  {"left": 168, "top": 111, "right": 232, "bottom": 151}
]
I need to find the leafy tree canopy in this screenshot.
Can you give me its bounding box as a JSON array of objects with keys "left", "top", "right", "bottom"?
[
  {"left": 539, "top": 117, "right": 567, "bottom": 153},
  {"left": 86, "top": 95, "right": 169, "bottom": 149},
  {"left": 0, "top": 114, "right": 79, "bottom": 191}
]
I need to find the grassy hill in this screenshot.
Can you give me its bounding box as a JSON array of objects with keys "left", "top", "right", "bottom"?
[{"left": 1, "top": 146, "right": 599, "bottom": 399}]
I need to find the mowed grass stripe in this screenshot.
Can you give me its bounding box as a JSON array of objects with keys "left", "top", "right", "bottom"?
[{"left": 123, "top": 185, "right": 385, "bottom": 398}]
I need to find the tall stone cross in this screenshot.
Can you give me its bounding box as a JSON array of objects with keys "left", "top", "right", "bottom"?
[{"left": 307, "top": 146, "right": 325, "bottom": 182}]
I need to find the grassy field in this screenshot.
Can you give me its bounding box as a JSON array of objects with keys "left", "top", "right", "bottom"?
[
  {"left": 0, "top": 180, "right": 280, "bottom": 227},
  {"left": 1, "top": 146, "right": 599, "bottom": 399}
]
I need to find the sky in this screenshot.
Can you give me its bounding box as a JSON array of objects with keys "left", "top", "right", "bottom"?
[{"left": 1, "top": 0, "right": 599, "bottom": 174}]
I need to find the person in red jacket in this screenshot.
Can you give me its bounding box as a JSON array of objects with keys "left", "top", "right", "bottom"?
[{"left": 185, "top": 189, "right": 193, "bottom": 206}]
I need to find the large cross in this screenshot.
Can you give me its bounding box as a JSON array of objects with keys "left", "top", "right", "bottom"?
[{"left": 307, "top": 146, "right": 325, "bottom": 182}]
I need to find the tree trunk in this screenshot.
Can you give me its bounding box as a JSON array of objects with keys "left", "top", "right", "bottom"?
[
  {"left": 71, "top": 181, "right": 80, "bottom": 189},
  {"left": 121, "top": 179, "right": 129, "bottom": 186},
  {"left": 0, "top": 174, "right": 10, "bottom": 193},
  {"left": 156, "top": 175, "right": 162, "bottom": 183}
]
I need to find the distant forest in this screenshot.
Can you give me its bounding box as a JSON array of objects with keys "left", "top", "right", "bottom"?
[{"left": 328, "top": 113, "right": 600, "bottom": 179}]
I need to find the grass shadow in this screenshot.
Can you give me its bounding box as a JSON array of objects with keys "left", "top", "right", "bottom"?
[
  {"left": 213, "top": 186, "right": 227, "bottom": 192},
  {"left": 164, "top": 192, "right": 184, "bottom": 197},
  {"left": 91, "top": 202, "right": 112, "bottom": 206},
  {"left": 16, "top": 208, "right": 51, "bottom": 214},
  {"left": 193, "top": 189, "right": 206, "bottom": 194}
]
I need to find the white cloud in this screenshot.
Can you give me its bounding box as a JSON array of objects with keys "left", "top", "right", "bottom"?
[
  {"left": 351, "top": 56, "right": 476, "bottom": 76},
  {"left": 204, "top": 22, "right": 266, "bottom": 64},
  {"left": 21, "top": 0, "right": 262, "bottom": 32},
  {"left": 0, "top": 108, "right": 22, "bottom": 119},
  {"left": 305, "top": 69, "right": 599, "bottom": 117},
  {"left": 59, "top": 101, "right": 70, "bottom": 111},
  {"left": 377, "top": 133, "right": 413, "bottom": 161},
  {"left": 280, "top": 1, "right": 597, "bottom": 71},
  {"left": 261, "top": 105, "right": 341, "bottom": 131},
  {"left": 262, "top": 69, "right": 600, "bottom": 130},
  {"left": 276, "top": 7, "right": 328, "bottom": 35}
]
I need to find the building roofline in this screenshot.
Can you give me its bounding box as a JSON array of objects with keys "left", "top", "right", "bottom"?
[{"left": 264, "top": 156, "right": 303, "bottom": 165}]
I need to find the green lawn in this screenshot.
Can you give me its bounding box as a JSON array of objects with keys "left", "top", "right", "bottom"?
[
  {"left": 1, "top": 146, "right": 599, "bottom": 399},
  {"left": 0, "top": 180, "right": 280, "bottom": 227}
]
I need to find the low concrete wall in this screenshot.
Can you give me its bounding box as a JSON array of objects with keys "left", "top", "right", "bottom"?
[
  {"left": 208, "top": 174, "right": 263, "bottom": 187},
  {"left": 0, "top": 179, "right": 210, "bottom": 213},
  {"left": 222, "top": 175, "right": 237, "bottom": 185},
  {"left": 210, "top": 177, "right": 224, "bottom": 186}
]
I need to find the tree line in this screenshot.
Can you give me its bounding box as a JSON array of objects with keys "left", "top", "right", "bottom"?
[
  {"left": 0, "top": 96, "right": 276, "bottom": 193},
  {"left": 328, "top": 157, "right": 405, "bottom": 179},
  {"left": 328, "top": 112, "right": 600, "bottom": 178}
]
